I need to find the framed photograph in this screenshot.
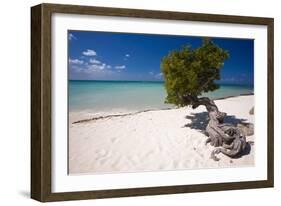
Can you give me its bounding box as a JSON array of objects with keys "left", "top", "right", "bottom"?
[{"left": 31, "top": 3, "right": 274, "bottom": 202}]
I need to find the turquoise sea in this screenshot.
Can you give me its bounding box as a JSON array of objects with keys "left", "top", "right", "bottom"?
[{"left": 69, "top": 80, "right": 253, "bottom": 113}]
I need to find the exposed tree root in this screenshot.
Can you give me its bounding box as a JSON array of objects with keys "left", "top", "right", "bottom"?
[{"left": 186, "top": 95, "right": 253, "bottom": 160}]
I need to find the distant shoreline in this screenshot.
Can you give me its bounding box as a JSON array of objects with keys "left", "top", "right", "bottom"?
[
  {"left": 71, "top": 94, "right": 254, "bottom": 124},
  {"left": 213, "top": 92, "right": 254, "bottom": 100}
]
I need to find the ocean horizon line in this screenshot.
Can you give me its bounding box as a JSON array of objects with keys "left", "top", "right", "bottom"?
[
  {"left": 69, "top": 79, "right": 164, "bottom": 83},
  {"left": 69, "top": 79, "right": 253, "bottom": 87}
]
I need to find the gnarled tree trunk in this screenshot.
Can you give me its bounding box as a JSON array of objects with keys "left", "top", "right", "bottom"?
[{"left": 184, "top": 95, "right": 250, "bottom": 161}]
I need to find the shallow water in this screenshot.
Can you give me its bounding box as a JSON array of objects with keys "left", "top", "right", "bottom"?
[{"left": 69, "top": 80, "right": 253, "bottom": 113}]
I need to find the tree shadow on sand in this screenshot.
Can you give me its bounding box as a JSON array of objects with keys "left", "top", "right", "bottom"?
[
  {"left": 183, "top": 112, "right": 253, "bottom": 157},
  {"left": 183, "top": 112, "right": 249, "bottom": 133}
]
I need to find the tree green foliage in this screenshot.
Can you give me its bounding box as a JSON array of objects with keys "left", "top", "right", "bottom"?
[{"left": 161, "top": 38, "right": 229, "bottom": 106}]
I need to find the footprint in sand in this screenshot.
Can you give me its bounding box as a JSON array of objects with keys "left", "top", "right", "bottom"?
[
  {"left": 99, "top": 158, "right": 108, "bottom": 165},
  {"left": 196, "top": 151, "right": 204, "bottom": 158},
  {"left": 157, "top": 145, "right": 163, "bottom": 153},
  {"left": 127, "top": 155, "right": 139, "bottom": 165},
  {"left": 112, "top": 157, "right": 124, "bottom": 169},
  {"left": 189, "top": 158, "right": 199, "bottom": 168},
  {"left": 158, "top": 164, "right": 166, "bottom": 170},
  {"left": 95, "top": 149, "right": 109, "bottom": 160},
  {"left": 183, "top": 160, "right": 191, "bottom": 167},
  {"left": 173, "top": 161, "right": 179, "bottom": 168},
  {"left": 110, "top": 137, "right": 119, "bottom": 143},
  {"left": 141, "top": 150, "right": 154, "bottom": 160}
]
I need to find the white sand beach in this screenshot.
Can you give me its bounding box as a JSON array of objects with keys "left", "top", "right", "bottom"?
[{"left": 69, "top": 95, "right": 254, "bottom": 174}]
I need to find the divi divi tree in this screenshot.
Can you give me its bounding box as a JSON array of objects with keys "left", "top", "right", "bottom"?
[{"left": 161, "top": 38, "right": 251, "bottom": 160}]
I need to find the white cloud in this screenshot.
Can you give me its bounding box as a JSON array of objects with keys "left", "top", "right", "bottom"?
[
  {"left": 69, "top": 53, "right": 121, "bottom": 79},
  {"left": 69, "top": 65, "right": 119, "bottom": 80},
  {"left": 68, "top": 33, "right": 77, "bottom": 40},
  {"left": 87, "top": 63, "right": 106, "bottom": 71},
  {"left": 149, "top": 71, "right": 154, "bottom": 75},
  {"left": 88, "top": 58, "right": 113, "bottom": 71},
  {"left": 154, "top": 72, "right": 163, "bottom": 79},
  {"left": 82, "top": 49, "right": 97, "bottom": 56},
  {"left": 89, "top": 58, "right": 101, "bottom": 64},
  {"left": 69, "top": 58, "right": 84, "bottom": 65},
  {"left": 69, "top": 64, "right": 84, "bottom": 74},
  {"left": 70, "top": 63, "right": 107, "bottom": 75},
  {"left": 115, "top": 65, "right": 126, "bottom": 70},
  {"left": 124, "top": 54, "right": 130, "bottom": 60}
]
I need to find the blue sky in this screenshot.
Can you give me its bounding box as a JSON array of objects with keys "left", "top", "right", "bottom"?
[{"left": 68, "top": 30, "right": 254, "bottom": 85}]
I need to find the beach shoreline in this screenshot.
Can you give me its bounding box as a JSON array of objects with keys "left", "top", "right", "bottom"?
[
  {"left": 69, "top": 93, "right": 254, "bottom": 124},
  {"left": 69, "top": 95, "right": 255, "bottom": 174}
]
